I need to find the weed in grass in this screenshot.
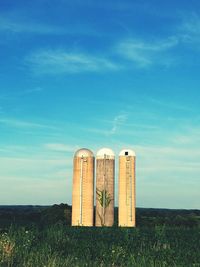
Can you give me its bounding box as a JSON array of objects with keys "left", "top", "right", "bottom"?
[{"left": 0, "top": 225, "right": 199, "bottom": 267}]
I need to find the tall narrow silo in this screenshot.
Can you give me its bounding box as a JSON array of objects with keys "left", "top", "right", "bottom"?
[
  {"left": 96, "top": 148, "right": 115, "bottom": 227},
  {"left": 72, "top": 148, "right": 94, "bottom": 226},
  {"left": 118, "top": 149, "right": 136, "bottom": 227}
]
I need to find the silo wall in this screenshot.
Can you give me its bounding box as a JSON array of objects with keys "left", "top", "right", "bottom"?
[
  {"left": 72, "top": 149, "right": 94, "bottom": 226},
  {"left": 118, "top": 151, "right": 136, "bottom": 227},
  {"left": 96, "top": 153, "right": 115, "bottom": 227}
]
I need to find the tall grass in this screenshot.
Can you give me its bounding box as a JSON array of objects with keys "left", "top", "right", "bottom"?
[{"left": 0, "top": 224, "right": 199, "bottom": 267}]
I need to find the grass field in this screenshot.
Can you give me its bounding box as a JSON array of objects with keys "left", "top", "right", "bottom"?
[{"left": 0, "top": 205, "right": 200, "bottom": 267}]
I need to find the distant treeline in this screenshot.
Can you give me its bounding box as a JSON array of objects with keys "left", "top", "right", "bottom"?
[{"left": 0, "top": 204, "right": 199, "bottom": 229}]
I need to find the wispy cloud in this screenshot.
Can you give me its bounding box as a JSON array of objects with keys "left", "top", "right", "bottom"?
[
  {"left": 115, "top": 12, "right": 200, "bottom": 69},
  {"left": 22, "top": 87, "right": 43, "bottom": 94},
  {"left": 0, "top": 156, "right": 69, "bottom": 173},
  {"left": 0, "top": 16, "right": 65, "bottom": 35},
  {"left": 0, "top": 118, "right": 56, "bottom": 130},
  {"left": 0, "top": 154, "right": 72, "bottom": 204},
  {"left": 116, "top": 37, "right": 178, "bottom": 67},
  {"left": 110, "top": 113, "right": 128, "bottom": 134},
  {"left": 44, "top": 143, "right": 79, "bottom": 152},
  {"left": 170, "top": 125, "right": 200, "bottom": 146},
  {"left": 135, "top": 144, "right": 200, "bottom": 158},
  {"left": 0, "top": 176, "right": 70, "bottom": 205},
  {"left": 85, "top": 113, "right": 128, "bottom": 136},
  {"left": 0, "top": 88, "right": 43, "bottom": 103},
  {"left": 179, "top": 13, "right": 200, "bottom": 43},
  {"left": 26, "top": 49, "right": 119, "bottom": 74},
  {"left": 147, "top": 97, "right": 193, "bottom": 112}
]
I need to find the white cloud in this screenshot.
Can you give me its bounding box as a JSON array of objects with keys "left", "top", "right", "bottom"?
[
  {"left": 0, "top": 152, "right": 72, "bottom": 204},
  {"left": 0, "top": 176, "right": 71, "bottom": 205},
  {"left": 0, "top": 139, "right": 199, "bottom": 207},
  {"left": 0, "top": 156, "right": 70, "bottom": 175},
  {"left": 0, "top": 118, "right": 56, "bottom": 130},
  {"left": 110, "top": 114, "right": 127, "bottom": 134},
  {"left": 85, "top": 113, "right": 128, "bottom": 136},
  {"left": 0, "top": 16, "right": 65, "bottom": 35},
  {"left": 126, "top": 144, "right": 200, "bottom": 178},
  {"left": 146, "top": 96, "right": 193, "bottom": 112},
  {"left": 26, "top": 50, "right": 119, "bottom": 74},
  {"left": 179, "top": 13, "right": 200, "bottom": 43},
  {"left": 116, "top": 37, "right": 178, "bottom": 67},
  {"left": 45, "top": 143, "right": 79, "bottom": 152},
  {"left": 22, "top": 87, "right": 43, "bottom": 94},
  {"left": 135, "top": 142, "right": 200, "bottom": 157}
]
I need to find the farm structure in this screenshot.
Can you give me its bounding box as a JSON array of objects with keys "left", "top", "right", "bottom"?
[
  {"left": 71, "top": 147, "right": 136, "bottom": 227},
  {"left": 71, "top": 148, "right": 94, "bottom": 226},
  {"left": 118, "top": 149, "right": 136, "bottom": 227},
  {"left": 95, "top": 148, "right": 115, "bottom": 227}
]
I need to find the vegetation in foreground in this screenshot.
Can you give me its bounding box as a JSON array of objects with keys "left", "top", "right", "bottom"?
[{"left": 0, "top": 205, "right": 199, "bottom": 267}]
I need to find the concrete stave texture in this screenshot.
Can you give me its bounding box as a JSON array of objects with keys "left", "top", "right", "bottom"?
[
  {"left": 118, "top": 149, "right": 136, "bottom": 227},
  {"left": 96, "top": 148, "right": 115, "bottom": 227},
  {"left": 72, "top": 148, "right": 94, "bottom": 226}
]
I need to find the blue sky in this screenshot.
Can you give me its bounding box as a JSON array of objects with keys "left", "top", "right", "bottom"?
[{"left": 0, "top": 0, "right": 200, "bottom": 208}]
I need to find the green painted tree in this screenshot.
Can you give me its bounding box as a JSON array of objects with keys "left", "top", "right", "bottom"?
[{"left": 96, "top": 188, "right": 112, "bottom": 226}]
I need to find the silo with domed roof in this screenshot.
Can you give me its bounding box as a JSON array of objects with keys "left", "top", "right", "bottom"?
[
  {"left": 95, "top": 148, "right": 115, "bottom": 227},
  {"left": 72, "top": 148, "right": 94, "bottom": 226},
  {"left": 118, "top": 149, "right": 136, "bottom": 227}
]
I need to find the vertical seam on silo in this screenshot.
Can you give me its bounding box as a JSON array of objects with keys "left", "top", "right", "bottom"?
[
  {"left": 130, "top": 157, "right": 133, "bottom": 223},
  {"left": 80, "top": 156, "right": 83, "bottom": 225},
  {"left": 103, "top": 154, "right": 106, "bottom": 225}
]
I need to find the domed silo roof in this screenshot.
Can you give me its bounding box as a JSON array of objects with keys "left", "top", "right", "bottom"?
[
  {"left": 74, "top": 148, "right": 94, "bottom": 158},
  {"left": 119, "top": 149, "right": 136, "bottom": 157},
  {"left": 96, "top": 148, "right": 115, "bottom": 159}
]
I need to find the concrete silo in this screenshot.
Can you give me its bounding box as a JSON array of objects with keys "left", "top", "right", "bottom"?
[
  {"left": 96, "top": 148, "right": 115, "bottom": 227},
  {"left": 72, "top": 148, "right": 94, "bottom": 226},
  {"left": 118, "top": 149, "right": 136, "bottom": 227}
]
